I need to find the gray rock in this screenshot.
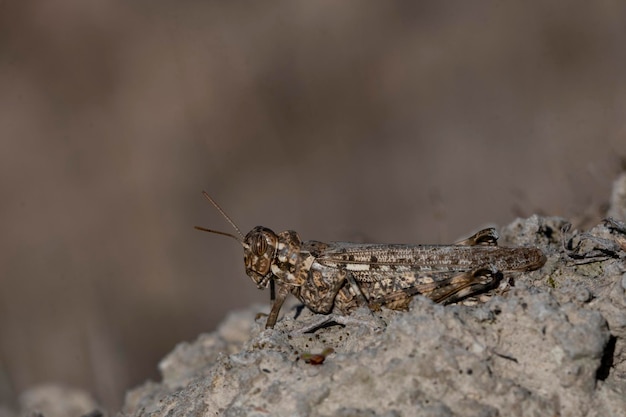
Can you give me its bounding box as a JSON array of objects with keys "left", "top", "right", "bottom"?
[{"left": 18, "top": 384, "right": 101, "bottom": 417}]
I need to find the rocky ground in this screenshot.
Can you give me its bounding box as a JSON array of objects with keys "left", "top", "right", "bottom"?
[{"left": 11, "top": 175, "right": 626, "bottom": 417}]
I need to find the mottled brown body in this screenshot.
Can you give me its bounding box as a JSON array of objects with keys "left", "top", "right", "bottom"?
[
  {"left": 196, "top": 192, "right": 546, "bottom": 329},
  {"left": 242, "top": 227, "right": 545, "bottom": 328}
]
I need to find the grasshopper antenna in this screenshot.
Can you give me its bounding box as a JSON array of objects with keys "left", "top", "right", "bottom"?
[{"left": 195, "top": 191, "right": 246, "bottom": 243}]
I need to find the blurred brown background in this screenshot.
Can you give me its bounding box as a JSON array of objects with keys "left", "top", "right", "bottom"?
[{"left": 1, "top": 0, "right": 625, "bottom": 411}]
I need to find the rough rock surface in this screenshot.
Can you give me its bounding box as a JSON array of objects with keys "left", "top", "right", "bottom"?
[
  {"left": 118, "top": 180, "right": 626, "bottom": 417},
  {"left": 12, "top": 384, "right": 102, "bottom": 417}
]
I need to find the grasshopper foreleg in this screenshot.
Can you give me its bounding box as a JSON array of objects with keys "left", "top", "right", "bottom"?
[{"left": 266, "top": 283, "right": 290, "bottom": 329}]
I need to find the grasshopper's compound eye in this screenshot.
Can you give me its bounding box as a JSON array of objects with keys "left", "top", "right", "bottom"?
[
  {"left": 244, "top": 226, "right": 278, "bottom": 286},
  {"left": 251, "top": 234, "right": 269, "bottom": 256}
]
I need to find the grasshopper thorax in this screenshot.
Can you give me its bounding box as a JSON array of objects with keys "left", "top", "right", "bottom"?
[{"left": 244, "top": 226, "right": 279, "bottom": 288}]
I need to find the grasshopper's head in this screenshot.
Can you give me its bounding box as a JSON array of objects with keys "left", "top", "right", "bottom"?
[
  {"left": 243, "top": 226, "right": 278, "bottom": 288},
  {"left": 195, "top": 191, "right": 278, "bottom": 290}
]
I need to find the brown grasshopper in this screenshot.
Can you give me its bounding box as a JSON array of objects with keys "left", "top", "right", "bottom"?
[{"left": 196, "top": 192, "right": 546, "bottom": 329}]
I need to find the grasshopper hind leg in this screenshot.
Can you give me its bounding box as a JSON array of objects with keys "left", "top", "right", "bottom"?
[
  {"left": 431, "top": 266, "right": 504, "bottom": 304},
  {"left": 366, "top": 266, "right": 504, "bottom": 310}
]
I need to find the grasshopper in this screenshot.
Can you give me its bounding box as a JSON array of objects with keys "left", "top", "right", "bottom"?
[{"left": 196, "top": 192, "right": 546, "bottom": 329}]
